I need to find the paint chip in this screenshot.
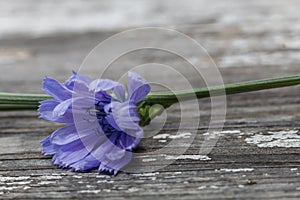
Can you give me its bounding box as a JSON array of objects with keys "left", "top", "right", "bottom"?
[
  {"left": 164, "top": 155, "right": 211, "bottom": 161},
  {"left": 153, "top": 132, "right": 192, "bottom": 139},
  {"left": 215, "top": 168, "right": 254, "bottom": 173},
  {"left": 142, "top": 158, "right": 157, "bottom": 162},
  {"left": 245, "top": 130, "right": 300, "bottom": 148}
]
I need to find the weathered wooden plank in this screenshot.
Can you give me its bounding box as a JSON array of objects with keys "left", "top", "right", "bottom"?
[{"left": 1, "top": 0, "right": 300, "bottom": 199}]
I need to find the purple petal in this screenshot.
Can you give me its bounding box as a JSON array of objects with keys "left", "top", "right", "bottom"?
[
  {"left": 93, "top": 140, "right": 132, "bottom": 175},
  {"left": 52, "top": 99, "right": 73, "bottom": 123},
  {"left": 40, "top": 136, "right": 57, "bottom": 155},
  {"left": 113, "top": 85, "right": 126, "bottom": 102},
  {"left": 39, "top": 99, "right": 72, "bottom": 123},
  {"left": 52, "top": 139, "right": 91, "bottom": 168},
  {"left": 127, "top": 71, "right": 150, "bottom": 103},
  {"left": 50, "top": 124, "right": 78, "bottom": 145},
  {"left": 39, "top": 100, "right": 59, "bottom": 120},
  {"left": 70, "top": 154, "right": 100, "bottom": 171},
  {"left": 106, "top": 101, "right": 143, "bottom": 138},
  {"left": 118, "top": 134, "right": 141, "bottom": 150},
  {"left": 74, "top": 121, "right": 108, "bottom": 149},
  {"left": 52, "top": 97, "right": 99, "bottom": 123},
  {"left": 43, "top": 77, "right": 73, "bottom": 101},
  {"left": 89, "top": 79, "right": 118, "bottom": 92},
  {"left": 64, "top": 71, "right": 92, "bottom": 90}
]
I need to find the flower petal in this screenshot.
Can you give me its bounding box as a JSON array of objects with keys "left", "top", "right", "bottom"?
[
  {"left": 50, "top": 124, "right": 77, "bottom": 145},
  {"left": 70, "top": 154, "right": 100, "bottom": 171},
  {"left": 127, "top": 71, "right": 150, "bottom": 103},
  {"left": 52, "top": 139, "right": 91, "bottom": 168},
  {"left": 39, "top": 100, "right": 59, "bottom": 120},
  {"left": 43, "top": 77, "right": 73, "bottom": 101},
  {"left": 113, "top": 84, "right": 126, "bottom": 102},
  {"left": 107, "top": 101, "right": 143, "bottom": 138},
  {"left": 64, "top": 71, "right": 92, "bottom": 90},
  {"left": 40, "top": 136, "right": 57, "bottom": 155},
  {"left": 93, "top": 140, "right": 132, "bottom": 175},
  {"left": 89, "top": 79, "right": 124, "bottom": 93},
  {"left": 52, "top": 99, "right": 73, "bottom": 123},
  {"left": 118, "top": 133, "right": 141, "bottom": 150}
]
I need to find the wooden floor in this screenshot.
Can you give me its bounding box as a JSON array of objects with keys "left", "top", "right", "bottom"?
[{"left": 1, "top": 0, "right": 300, "bottom": 199}]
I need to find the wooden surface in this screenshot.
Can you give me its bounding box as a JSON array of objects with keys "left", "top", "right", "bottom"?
[{"left": 1, "top": 0, "right": 300, "bottom": 199}]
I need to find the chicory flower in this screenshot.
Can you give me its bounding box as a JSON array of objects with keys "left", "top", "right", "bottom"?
[{"left": 39, "top": 71, "right": 150, "bottom": 175}]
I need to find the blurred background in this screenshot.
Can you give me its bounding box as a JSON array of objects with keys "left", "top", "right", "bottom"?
[{"left": 0, "top": 0, "right": 299, "bottom": 92}]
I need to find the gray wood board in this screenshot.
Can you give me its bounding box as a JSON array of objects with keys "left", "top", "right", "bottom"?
[{"left": 0, "top": 0, "right": 300, "bottom": 199}]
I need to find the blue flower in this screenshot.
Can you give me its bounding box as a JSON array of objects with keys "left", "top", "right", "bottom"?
[{"left": 39, "top": 71, "right": 150, "bottom": 175}]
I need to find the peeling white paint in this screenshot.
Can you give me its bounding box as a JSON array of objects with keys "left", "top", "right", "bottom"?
[
  {"left": 153, "top": 132, "right": 192, "bottom": 140},
  {"left": 203, "top": 130, "right": 252, "bottom": 140},
  {"left": 40, "top": 175, "right": 63, "bottom": 180},
  {"left": 169, "top": 132, "right": 192, "bottom": 139},
  {"left": 158, "top": 140, "right": 167, "bottom": 143},
  {"left": 291, "top": 168, "right": 298, "bottom": 171},
  {"left": 23, "top": 186, "right": 31, "bottom": 190},
  {"left": 164, "top": 175, "right": 176, "bottom": 179},
  {"left": 204, "top": 130, "right": 241, "bottom": 135},
  {"left": 174, "top": 172, "right": 182, "bottom": 175},
  {"left": 153, "top": 133, "right": 170, "bottom": 139},
  {"left": 245, "top": 130, "right": 300, "bottom": 148},
  {"left": 203, "top": 130, "right": 253, "bottom": 137},
  {"left": 222, "top": 130, "right": 242, "bottom": 134},
  {"left": 164, "top": 155, "right": 211, "bottom": 161},
  {"left": 0, "top": 185, "right": 30, "bottom": 191},
  {"left": 96, "top": 175, "right": 111, "bottom": 178},
  {"left": 133, "top": 172, "right": 159, "bottom": 177},
  {"left": 215, "top": 168, "right": 254, "bottom": 173},
  {"left": 72, "top": 175, "right": 82, "bottom": 179},
  {"left": 5, "top": 181, "right": 31, "bottom": 185},
  {"left": 96, "top": 180, "right": 114, "bottom": 184},
  {"left": 50, "top": 173, "right": 64, "bottom": 176},
  {"left": 198, "top": 185, "right": 207, "bottom": 190},
  {"left": 128, "top": 187, "right": 139, "bottom": 192},
  {"left": 0, "top": 186, "right": 21, "bottom": 191},
  {"left": 78, "top": 190, "right": 101, "bottom": 194},
  {"left": 142, "top": 158, "right": 157, "bottom": 162},
  {"left": 39, "top": 181, "right": 56, "bottom": 185},
  {"left": 0, "top": 176, "right": 30, "bottom": 182}
]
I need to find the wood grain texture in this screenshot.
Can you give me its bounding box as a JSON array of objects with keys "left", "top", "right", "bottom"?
[{"left": 0, "top": 0, "right": 300, "bottom": 199}]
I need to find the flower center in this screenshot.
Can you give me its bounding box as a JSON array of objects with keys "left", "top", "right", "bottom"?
[{"left": 94, "top": 91, "right": 136, "bottom": 150}]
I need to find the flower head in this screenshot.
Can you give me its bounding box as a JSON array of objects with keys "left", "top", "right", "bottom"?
[{"left": 39, "top": 71, "right": 150, "bottom": 175}]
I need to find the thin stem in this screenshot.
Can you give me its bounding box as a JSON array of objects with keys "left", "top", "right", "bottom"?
[
  {"left": 0, "top": 104, "right": 40, "bottom": 110},
  {"left": 0, "top": 93, "right": 50, "bottom": 104},
  {"left": 143, "top": 74, "right": 300, "bottom": 105},
  {"left": 0, "top": 74, "right": 299, "bottom": 111}
]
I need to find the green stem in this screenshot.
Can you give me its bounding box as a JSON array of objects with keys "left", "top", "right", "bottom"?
[
  {"left": 143, "top": 74, "right": 300, "bottom": 105},
  {"left": 0, "top": 104, "right": 41, "bottom": 110},
  {"left": 0, "top": 74, "right": 299, "bottom": 113},
  {"left": 137, "top": 74, "right": 300, "bottom": 126},
  {"left": 0, "top": 93, "right": 50, "bottom": 105}
]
